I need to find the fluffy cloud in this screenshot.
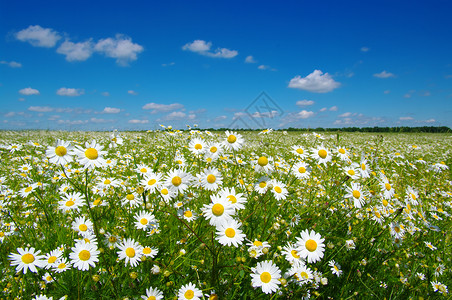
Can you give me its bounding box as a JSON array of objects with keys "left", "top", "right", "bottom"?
[
  {"left": 296, "top": 100, "right": 315, "bottom": 106},
  {"left": 245, "top": 55, "right": 256, "bottom": 63},
  {"left": 361, "top": 47, "right": 370, "bottom": 52},
  {"left": 19, "top": 87, "right": 40, "bottom": 95},
  {"left": 373, "top": 71, "right": 395, "bottom": 78},
  {"left": 90, "top": 118, "right": 113, "bottom": 123},
  {"left": 399, "top": 116, "right": 414, "bottom": 120},
  {"left": 57, "top": 39, "right": 94, "bottom": 61},
  {"left": 0, "top": 61, "right": 22, "bottom": 68},
  {"left": 15, "top": 25, "right": 61, "bottom": 47},
  {"left": 296, "top": 110, "right": 315, "bottom": 119},
  {"left": 101, "top": 92, "right": 110, "bottom": 96},
  {"left": 28, "top": 106, "right": 53, "bottom": 112},
  {"left": 329, "top": 106, "right": 338, "bottom": 111},
  {"left": 142, "top": 102, "right": 184, "bottom": 113},
  {"left": 128, "top": 119, "right": 149, "bottom": 124},
  {"left": 319, "top": 107, "right": 327, "bottom": 112},
  {"left": 128, "top": 90, "right": 138, "bottom": 95},
  {"left": 103, "top": 107, "right": 121, "bottom": 114},
  {"left": 288, "top": 70, "right": 340, "bottom": 93},
  {"left": 57, "top": 119, "right": 88, "bottom": 125},
  {"left": 339, "top": 112, "right": 352, "bottom": 117},
  {"left": 94, "top": 34, "right": 144, "bottom": 66},
  {"left": 166, "top": 111, "right": 186, "bottom": 120},
  {"left": 56, "top": 87, "right": 84, "bottom": 96},
  {"left": 182, "top": 40, "right": 238, "bottom": 58}
]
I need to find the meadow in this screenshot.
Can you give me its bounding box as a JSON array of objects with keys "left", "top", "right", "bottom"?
[{"left": 0, "top": 129, "right": 450, "bottom": 299}]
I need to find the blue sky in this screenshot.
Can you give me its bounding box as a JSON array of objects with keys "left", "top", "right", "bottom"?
[{"left": 1, "top": 0, "right": 451, "bottom": 130}]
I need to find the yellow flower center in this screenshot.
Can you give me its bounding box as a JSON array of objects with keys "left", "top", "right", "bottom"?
[
  {"left": 258, "top": 156, "right": 268, "bottom": 166},
  {"left": 108, "top": 236, "right": 117, "bottom": 243},
  {"left": 253, "top": 240, "right": 263, "bottom": 247},
  {"left": 126, "top": 247, "right": 135, "bottom": 258},
  {"left": 300, "top": 271, "right": 309, "bottom": 279},
  {"left": 21, "top": 253, "right": 35, "bottom": 264},
  {"left": 161, "top": 189, "right": 169, "bottom": 195},
  {"left": 339, "top": 148, "right": 346, "bottom": 154},
  {"left": 296, "top": 148, "right": 304, "bottom": 154},
  {"left": 274, "top": 186, "right": 282, "bottom": 193},
  {"left": 172, "top": 176, "right": 182, "bottom": 186},
  {"left": 298, "top": 167, "right": 306, "bottom": 173},
  {"left": 374, "top": 211, "right": 381, "bottom": 218},
  {"left": 361, "top": 164, "right": 366, "bottom": 170},
  {"left": 112, "top": 137, "right": 117, "bottom": 143},
  {"left": 182, "top": 289, "right": 195, "bottom": 299},
  {"left": 260, "top": 271, "right": 272, "bottom": 283},
  {"left": 225, "top": 228, "right": 236, "bottom": 238},
  {"left": 318, "top": 149, "right": 327, "bottom": 159},
  {"left": 291, "top": 250, "right": 300, "bottom": 258},
  {"left": 194, "top": 143, "right": 202, "bottom": 150},
  {"left": 147, "top": 297, "right": 156, "bottom": 300},
  {"left": 58, "top": 263, "right": 66, "bottom": 269},
  {"left": 143, "top": 247, "right": 152, "bottom": 255},
  {"left": 184, "top": 211, "right": 193, "bottom": 218},
  {"left": 79, "top": 250, "right": 91, "bottom": 261},
  {"left": 347, "top": 169, "right": 355, "bottom": 176},
  {"left": 385, "top": 183, "right": 391, "bottom": 191},
  {"left": 65, "top": 200, "right": 75, "bottom": 207},
  {"left": 382, "top": 199, "right": 388, "bottom": 206},
  {"left": 212, "top": 203, "right": 224, "bottom": 216},
  {"left": 140, "top": 168, "right": 147, "bottom": 173},
  {"left": 352, "top": 190, "right": 361, "bottom": 198},
  {"left": 147, "top": 179, "right": 157, "bottom": 186},
  {"left": 411, "top": 194, "right": 416, "bottom": 200},
  {"left": 25, "top": 187, "right": 33, "bottom": 193},
  {"left": 55, "top": 146, "right": 67, "bottom": 156},
  {"left": 227, "top": 135, "right": 237, "bottom": 143},
  {"left": 104, "top": 179, "right": 111, "bottom": 185},
  {"left": 47, "top": 256, "right": 57, "bottom": 264},
  {"left": 227, "top": 195, "right": 237, "bottom": 203},
  {"left": 206, "top": 174, "right": 216, "bottom": 184},
  {"left": 140, "top": 218, "right": 148, "bottom": 225},
  {"left": 305, "top": 239, "right": 317, "bottom": 252},
  {"left": 394, "top": 226, "right": 400, "bottom": 233},
  {"left": 210, "top": 147, "right": 217, "bottom": 153},
  {"left": 79, "top": 224, "right": 88, "bottom": 231},
  {"left": 126, "top": 194, "right": 135, "bottom": 201},
  {"left": 259, "top": 182, "right": 267, "bottom": 188},
  {"left": 84, "top": 148, "right": 98, "bottom": 160}
]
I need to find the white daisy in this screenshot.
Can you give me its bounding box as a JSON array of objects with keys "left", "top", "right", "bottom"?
[
  {"left": 223, "top": 130, "right": 244, "bottom": 151},
  {"left": 291, "top": 161, "right": 311, "bottom": 180},
  {"left": 218, "top": 187, "right": 247, "bottom": 210},
  {"left": 46, "top": 139, "right": 74, "bottom": 165},
  {"left": 215, "top": 219, "right": 246, "bottom": 247},
  {"left": 140, "top": 172, "right": 163, "bottom": 193},
  {"left": 198, "top": 168, "right": 223, "bottom": 191},
  {"left": 178, "top": 282, "right": 203, "bottom": 300},
  {"left": 72, "top": 216, "right": 94, "bottom": 237},
  {"left": 201, "top": 194, "right": 235, "bottom": 226},
  {"left": 69, "top": 241, "right": 99, "bottom": 271},
  {"left": 8, "top": 247, "right": 46, "bottom": 274},
  {"left": 250, "top": 260, "right": 281, "bottom": 294},
  {"left": 74, "top": 140, "right": 107, "bottom": 169},
  {"left": 295, "top": 229, "right": 325, "bottom": 264},
  {"left": 141, "top": 286, "right": 164, "bottom": 300},
  {"left": 310, "top": 145, "right": 332, "bottom": 165},
  {"left": 117, "top": 238, "right": 143, "bottom": 267}
]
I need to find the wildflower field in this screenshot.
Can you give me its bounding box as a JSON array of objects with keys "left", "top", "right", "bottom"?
[{"left": 0, "top": 129, "right": 451, "bottom": 299}]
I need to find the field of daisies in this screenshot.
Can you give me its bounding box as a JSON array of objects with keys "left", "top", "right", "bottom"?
[{"left": 0, "top": 128, "right": 451, "bottom": 299}]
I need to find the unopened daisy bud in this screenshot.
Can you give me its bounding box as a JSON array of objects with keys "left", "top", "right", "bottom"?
[
  {"left": 272, "top": 223, "right": 280, "bottom": 230},
  {"left": 277, "top": 246, "right": 282, "bottom": 251},
  {"left": 247, "top": 186, "right": 253, "bottom": 192},
  {"left": 321, "top": 277, "right": 328, "bottom": 285},
  {"left": 163, "top": 270, "right": 171, "bottom": 277},
  {"left": 151, "top": 265, "right": 160, "bottom": 274},
  {"left": 241, "top": 257, "right": 246, "bottom": 263},
  {"left": 236, "top": 256, "right": 241, "bottom": 262},
  {"left": 262, "top": 247, "right": 269, "bottom": 254},
  {"left": 99, "top": 228, "right": 105, "bottom": 235},
  {"left": 146, "top": 203, "right": 152, "bottom": 209},
  {"left": 129, "top": 272, "right": 138, "bottom": 279},
  {"left": 280, "top": 278, "right": 287, "bottom": 286},
  {"left": 136, "top": 186, "right": 144, "bottom": 194},
  {"left": 92, "top": 275, "right": 100, "bottom": 282},
  {"left": 159, "top": 201, "right": 165, "bottom": 206},
  {"left": 327, "top": 242, "right": 334, "bottom": 249}
]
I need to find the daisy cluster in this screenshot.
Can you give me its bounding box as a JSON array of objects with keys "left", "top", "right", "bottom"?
[{"left": 0, "top": 128, "right": 450, "bottom": 299}]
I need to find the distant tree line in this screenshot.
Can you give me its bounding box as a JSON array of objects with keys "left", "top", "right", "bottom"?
[{"left": 210, "top": 126, "right": 451, "bottom": 133}]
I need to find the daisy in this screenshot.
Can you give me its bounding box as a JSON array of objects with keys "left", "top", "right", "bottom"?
[
  {"left": 19, "top": 163, "right": 32, "bottom": 173},
  {"left": 189, "top": 138, "right": 207, "bottom": 155},
  {"left": 44, "top": 249, "right": 63, "bottom": 269},
  {"left": 269, "top": 180, "right": 288, "bottom": 200},
  {"left": 174, "top": 154, "right": 187, "bottom": 168},
  {"left": 53, "top": 258, "right": 72, "bottom": 273},
  {"left": 288, "top": 264, "right": 313, "bottom": 285},
  {"left": 109, "top": 130, "right": 124, "bottom": 148},
  {"left": 198, "top": 168, "right": 223, "bottom": 191},
  {"left": 310, "top": 145, "right": 332, "bottom": 165},
  {"left": 389, "top": 222, "right": 405, "bottom": 239},
  {"left": 328, "top": 260, "right": 342, "bottom": 277},
  {"left": 7, "top": 143, "right": 22, "bottom": 153},
  {"left": 345, "top": 239, "right": 356, "bottom": 250},
  {"left": 359, "top": 158, "right": 371, "bottom": 178},
  {"left": 281, "top": 242, "right": 305, "bottom": 266},
  {"left": 8, "top": 247, "right": 46, "bottom": 274},
  {"left": 254, "top": 156, "right": 274, "bottom": 174},
  {"left": 181, "top": 208, "right": 197, "bottom": 222},
  {"left": 405, "top": 186, "right": 419, "bottom": 206},
  {"left": 117, "top": 238, "right": 143, "bottom": 267},
  {"left": 201, "top": 195, "right": 235, "bottom": 226},
  {"left": 335, "top": 146, "right": 350, "bottom": 161},
  {"left": 344, "top": 183, "right": 367, "bottom": 208},
  {"left": 97, "top": 177, "right": 121, "bottom": 189},
  {"left": 379, "top": 176, "right": 395, "bottom": 200},
  {"left": 165, "top": 169, "right": 192, "bottom": 194},
  {"left": 218, "top": 187, "right": 247, "bottom": 210},
  {"left": 158, "top": 186, "right": 177, "bottom": 202},
  {"left": 105, "top": 233, "right": 121, "bottom": 249},
  {"left": 343, "top": 165, "right": 360, "bottom": 180},
  {"left": 424, "top": 241, "right": 437, "bottom": 251},
  {"left": 42, "top": 272, "right": 54, "bottom": 284},
  {"left": 141, "top": 286, "right": 164, "bottom": 300},
  {"left": 58, "top": 192, "right": 85, "bottom": 213},
  {"left": 74, "top": 140, "right": 107, "bottom": 169},
  {"left": 46, "top": 140, "right": 74, "bottom": 165},
  {"left": 178, "top": 282, "right": 203, "bottom": 300},
  {"left": 142, "top": 246, "right": 159, "bottom": 259},
  {"left": 291, "top": 162, "right": 311, "bottom": 180},
  {"left": 121, "top": 192, "right": 142, "bottom": 208},
  {"left": 290, "top": 145, "right": 307, "bottom": 159},
  {"left": 431, "top": 281, "right": 448, "bottom": 295},
  {"left": 69, "top": 241, "right": 99, "bottom": 271},
  {"left": 134, "top": 211, "right": 157, "bottom": 230},
  {"left": 205, "top": 142, "right": 223, "bottom": 160},
  {"left": 250, "top": 260, "right": 281, "bottom": 294},
  {"left": 254, "top": 176, "right": 270, "bottom": 194},
  {"left": 295, "top": 229, "right": 325, "bottom": 263},
  {"left": 19, "top": 183, "right": 37, "bottom": 198},
  {"left": 223, "top": 130, "right": 244, "bottom": 151},
  {"left": 136, "top": 164, "right": 152, "bottom": 175},
  {"left": 215, "top": 219, "right": 246, "bottom": 247},
  {"left": 72, "top": 217, "right": 94, "bottom": 237}
]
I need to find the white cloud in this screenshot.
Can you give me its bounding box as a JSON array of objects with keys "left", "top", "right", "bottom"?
[
  {"left": 329, "top": 106, "right": 338, "bottom": 111},
  {"left": 56, "top": 39, "right": 94, "bottom": 61},
  {"left": 404, "top": 93, "right": 412, "bottom": 98},
  {"left": 28, "top": 106, "right": 53, "bottom": 112},
  {"left": 56, "top": 87, "right": 84, "bottom": 96},
  {"left": 339, "top": 112, "right": 352, "bottom": 117},
  {"left": 142, "top": 102, "right": 184, "bottom": 113},
  {"left": 162, "top": 62, "right": 175, "bottom": 67},
  {"left": 15, "top": 25, "right": 61, "bottom": 48},
  {"left": 18, "top": 97, "right": 25, "bottom": 101},
  {"left": 361, "top": 47, "right": 369, "bottom": 52},
  {"left": 424, "top": 119, "right": 436, "bottom": 123},
  {"left": 251, "top": 110, "right": 279, "bottom": 118},
  {"left": 258, "top": 65, "right": 269, "bottom": 70},
  {"left": 57, "top": 119, "right": 88, "bottom": 125},
  {"left": 4, "top": 112, "right": 15, "bottom": 117},
  {"left": 319, "top": 107, "right": 327, "bottom": 112},
  {"left": 166, "top": 111, "right": 186, "bottom": 120},
  {"left": 128, "top": 119, "right": 149, "bottom": 124},
  {"left": 182, "top": 40, "right": 238, "bottom": 58},
  {"left": 0, "top": 61, "right": 22, "bottom": 68},
  {"left": 384, "top": 90, "right": 391, "bottom": 94},
  {"left": 245, "top": 55, "right": 256, "bottom": 63},
  {"left": 288, "top": 70, "right": 340, "bottom": 93},
  {"left": 19, "top": 87, "right": 40, "bottom": 95},
  {"left": 214, "top": 115, "right": 227, "bottom": 121},
  {"left": 296, "top": 110, "right": 315, "bottom": 119},
  {"left": 90, "top": 118, "right": 113, "bottom": 123},
  {"left": 373, "top": 70, "right": 395, "bottom": 78},
  {"left": 103, "top": 107, "right": 121, "bottom": 114},
  {"left": 296, "top": 100, "right": 315, "bottom": 106},
  {"left": 94, "top": 34, "right": 144, "bottom": 66},
  {"left": 399, "top": 116, "right": 414, "bottom": 120},
  {"left": 128, "top": 90, "right": 138, "bottom": 95},
  {"left": 188, "top": 114, "right": 196, "bottom": 120},
  {"left": 101, "top": 92, "right": 110, "bottom": 96}
]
